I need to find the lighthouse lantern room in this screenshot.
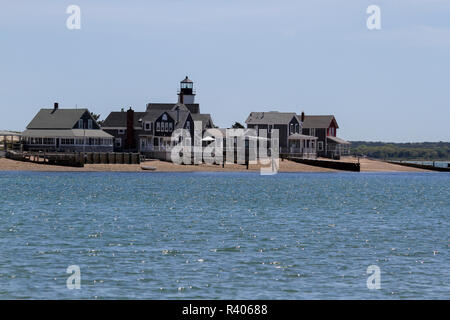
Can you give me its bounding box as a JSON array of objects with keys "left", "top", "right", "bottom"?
[{"left": 178, "top": 76, "right": 196, "bottom": 104}]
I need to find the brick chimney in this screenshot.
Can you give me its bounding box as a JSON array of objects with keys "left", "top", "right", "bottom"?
[{"left": 126, "top": 107, "right": 135, "bottom": 150}]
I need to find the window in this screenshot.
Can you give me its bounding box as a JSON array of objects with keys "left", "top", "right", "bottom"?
[
  {"left": 290, "top": 124, "right": 294, "bottom": 134},
  {"left": 181, "top": 82, "right": 193, "bottom": 89},
  {"left": 78, "top": 119, "right": 83, "bottom": 129},
  {"left": 186, "top": 121, "right": 191, "bottom": 130},
  {"left": 318, "top": 141, "right": 323, "bottom": 151},
  {"left": 61, "top": 138, "right": 75, "bottom": 145},
  {"left": 310, "top": 128, "right": 316, "bottom": 136},
  {"left": 43, "top": 138, "right": 55, "bottom": 145},
  {"left": 145, "top": 122, "right": 151, "bottom": 131},
  {"left": 88, "top": 119, "right": 93, "bottom": 129},
  {"left": 162, "top": 114, "right": 168, "bottom": 121},
  {"left": 118, "top": 129, "right": 125, "bottom": 135},
  {"left": 169, "top": 122, "right": 173, "bottom": 132},
  {"left": 156, "top": 122, "right": 160, "bottom": 132},
  {"left": 115, "top": 138, "right": 122, "bottom": 147},
  {"left": 165, "top": 122, "right": 169, "bottom": 132},
  {"left": 295, "top": 124, "right": 299, "bottom": 133}
]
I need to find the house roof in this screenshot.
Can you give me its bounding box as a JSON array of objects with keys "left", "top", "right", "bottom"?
[
  {"left": 102, "top": 108, "right": 195, "bottom": 130},
  {"left": 302, "top": 115, "right": 338, "bottom": 129},
  {"left": 245, "top": 112, "right": 300, "bottom": 125},
  {"left": 22, "top": 129, "right": 113, "bottom": 138},
  {"left": 166, "top": 110, "right": 191, "bottom": 129},
  {"left": 191, "top": 113, "right": 213, "bottom": 130},
  {"left": 102, "top": 111, "right": 147, "bottom": 128},
  {"left": 146, "top": 102, "right": 200, "bottom": 114},
  {"left": 0, "top": 130, "right": 21, "bottom": 136},
  {"left": 288, "top": 134, "right": 318, "bottom": 140},
  {"left": 327, "top": 136, "right": 349, "bottom": 144},
  {"left": 142, "top": 110, "right": 165, "bottom": 122},
  {"left": 181, "top": 76, "right": 193, "bottom": 83},
  {"left": 146, "top": 103, "right": 178, "bottom": 111},
  {"left": 26, "top": 108, "right": 89, "bottom": 129}
]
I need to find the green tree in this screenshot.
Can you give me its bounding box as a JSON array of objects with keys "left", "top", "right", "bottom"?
[
  {"left": 90, "top": 112, "right": 104, "bottom": 127},
  {"left": 231, "top": 122, "right": 245, "bottom": 129}
]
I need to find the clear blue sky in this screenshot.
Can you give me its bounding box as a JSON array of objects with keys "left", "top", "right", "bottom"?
[{"left": 1, "top": 0, "right": 449, "bottom": 142}]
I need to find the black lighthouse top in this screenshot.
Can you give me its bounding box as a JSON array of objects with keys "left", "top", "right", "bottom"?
[{"left": 180, "top": 76, "right": 194, "bottom": 94}]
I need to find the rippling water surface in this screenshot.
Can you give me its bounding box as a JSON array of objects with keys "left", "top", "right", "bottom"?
[{"left": 0, "top": 171, "right": 448, "bottom": 299}]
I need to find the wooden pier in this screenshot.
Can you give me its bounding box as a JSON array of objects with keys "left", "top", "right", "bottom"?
[
  {"left": 387, "top": 161, "right": 450, "bottom": 172},
  {"left": 288, "top": 157, "right": 361, "bottom": 172}
]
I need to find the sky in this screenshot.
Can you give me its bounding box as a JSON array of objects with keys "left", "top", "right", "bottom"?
[{"left": 0, "top": 0, "right": 449, "bottom": 142}]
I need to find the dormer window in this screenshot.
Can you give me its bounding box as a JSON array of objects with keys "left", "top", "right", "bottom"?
[
  {"left": 186, "top": 121, "right": 191, "bottom": 130},
  {"left": 78, "top": 119, "right": 83, "bottom": 129},
  {"left": 88, "top": 119, "right": 93, "bottom": 129}
]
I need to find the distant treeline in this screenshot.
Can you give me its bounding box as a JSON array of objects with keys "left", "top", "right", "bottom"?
[{"left": 350, "top": 141, "right": 450, "bottom": 160}]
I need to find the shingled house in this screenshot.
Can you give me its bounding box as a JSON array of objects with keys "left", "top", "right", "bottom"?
[
  {"left": 245, "top": 111, "right": 317, "bottom": 157},
  {"left": 300, "top": 113, "right": 349, "bottom": 159},
  {"left": 102, "top": 77, "right": 214, "bottom": 155},
  {"left": 22, "top": 103, "right": 113, "bottom": 152}
]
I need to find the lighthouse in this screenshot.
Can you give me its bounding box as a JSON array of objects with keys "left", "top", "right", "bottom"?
[{"left": 178, "top": 76, "right": 196, "bottom": 104}]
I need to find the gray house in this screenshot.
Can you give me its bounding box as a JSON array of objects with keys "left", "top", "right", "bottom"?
[
  {"left": 300, "top": 113, "right": 349, "bottom": 158},
  {"left": 102, "top": 77, "right": 214, "bottom": 155},
  {"left": 22, "top": 103, "right": 113, "bottom": 152},
  {"left": 245, "top": 111, "right": 317, "bottom": 157}
]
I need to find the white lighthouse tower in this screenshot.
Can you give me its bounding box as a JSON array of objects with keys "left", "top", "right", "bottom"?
[{"left": 178, "top": 76, "right": 196, "bottom": 104}]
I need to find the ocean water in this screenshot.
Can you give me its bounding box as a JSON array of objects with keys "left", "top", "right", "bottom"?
[{"left": 0, "top": 171, "right": 448, "bottom": 299}]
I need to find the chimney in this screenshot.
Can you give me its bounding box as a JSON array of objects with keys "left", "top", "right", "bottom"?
[
  {"left": 301, "top": 111, "right": 305, "bottom": 122},
  {"left": 51, "top": 102, "right": 59, "bottom": 114},
  {"left": 179, "top": 92, "right": 184, "bottom": 104},
  {"left": 126, "top": 107, "right": 135, "bottom": 150}
]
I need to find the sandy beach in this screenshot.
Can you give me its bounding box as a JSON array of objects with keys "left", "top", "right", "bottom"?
[{"left": 0, "top": 156, "right": 432, "bottom": 173}]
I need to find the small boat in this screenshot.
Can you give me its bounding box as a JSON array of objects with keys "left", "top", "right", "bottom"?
[{"left": 141, "top": 165, "right": 156, "bottom": 171}]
